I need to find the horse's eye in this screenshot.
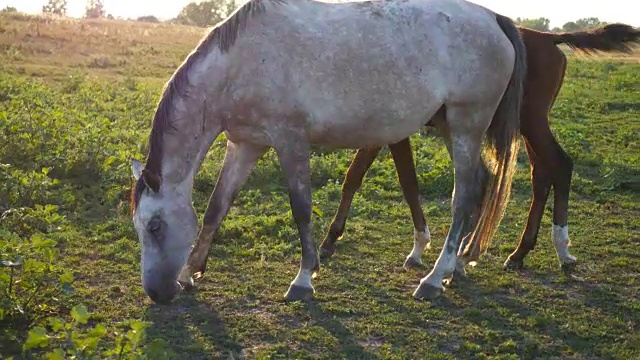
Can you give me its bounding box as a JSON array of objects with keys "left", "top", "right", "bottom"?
[{"left": 148, "top": 217, "right": 162, "bottom": 234}]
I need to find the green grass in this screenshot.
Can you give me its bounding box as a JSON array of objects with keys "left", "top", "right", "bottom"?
[{"left": 1, "top": 14, "right": 639, "bottom": 359}]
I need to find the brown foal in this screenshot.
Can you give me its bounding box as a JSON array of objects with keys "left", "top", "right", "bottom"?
[{"left": 318, "top": 24, "right": 640, "bottom": 272}]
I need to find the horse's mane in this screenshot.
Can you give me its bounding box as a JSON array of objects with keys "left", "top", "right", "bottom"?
[{"left": 131, "top": 0, "right": 286, "bottom": 213}]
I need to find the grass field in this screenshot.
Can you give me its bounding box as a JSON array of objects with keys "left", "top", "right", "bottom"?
[{"left": 1, "top": 13, "right": 639, "bottom": 359}]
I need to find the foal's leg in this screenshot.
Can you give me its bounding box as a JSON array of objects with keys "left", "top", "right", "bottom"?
[
  {"left": 319, "top": 139, "right": 431, "bottom": 269},
  {"left": 178, "top": 140, "right": 268, "bottom": 288},
  {"left": 550, "top": 145, "right": 577, "bottom": 271},
  {"left": 414, "top": 115, "right": 488, "bottom": 300},
  {"left": 275, "top": 138, "right": 319, "bottom": 301},
  {"left": 503, "top": 138, "right": 548, "bottom": 269},
  {"left": 319, "top": 147, "right": 381, "bottom": 259},
  {"left": 389, "top": 139, "right": 431, "bottom": 269},
  {"left": 504, "top": 125, "right": 577, "bottom": 270}
]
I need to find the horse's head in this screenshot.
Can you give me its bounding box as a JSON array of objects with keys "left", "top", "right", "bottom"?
[{"left": 130, "top": 159, "right": 198, "bottom": 304}]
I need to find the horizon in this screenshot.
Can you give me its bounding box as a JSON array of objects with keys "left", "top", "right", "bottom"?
[{"left": 1, "top": 0, "right": 638, "bottom": 29}]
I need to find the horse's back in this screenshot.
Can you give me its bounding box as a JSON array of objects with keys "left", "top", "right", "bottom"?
[{"left": 222, "top": 0, "right": 517, "bottom": 147}]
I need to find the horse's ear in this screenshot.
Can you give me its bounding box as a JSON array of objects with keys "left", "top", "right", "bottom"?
[
  {"left": 142, "top": 169, "right": 161, "bottom": 193},
  {"left": 131, "top": 159, "right": 143, "bottom": 180}
]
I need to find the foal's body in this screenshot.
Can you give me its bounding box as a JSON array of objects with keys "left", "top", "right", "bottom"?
[
  {"left": 318, "top": 24, "right": 640, "bottom": 274},
  {"left": 130, "top": 0, "right": 526, "bottom": 304}
]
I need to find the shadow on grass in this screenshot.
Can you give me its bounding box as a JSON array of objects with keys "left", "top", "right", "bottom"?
[
  {"left": 144, "top": 291, "right": 243, "bottom": 359},
  {"left": 301, "top": 301, "right": 375, "bottom": 360},
  {"left": 437, "top": 270, "right": 607, "bottom": 358}
]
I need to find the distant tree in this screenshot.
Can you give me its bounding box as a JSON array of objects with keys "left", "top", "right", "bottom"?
[
  {"left": 561, "top": 18, "right": 607, "bottom": 32},
  {"left": 137, "top": 15, "right": 160, "bottom": 23},
  {"left": 42, "top": 0, "right": 67, "bottom": 16},
  {"left": 173, "top": 0, "right": 237, "bottom": 27},
  {"left": 574, "top": 17, "right": 606, "bottom": 30},
  {"left": 85, "top": 0, "right": 105, "bottom": 19},
  {"left": 551, "top": 27, "right": 563, "bottom": 33},
  {"left": 561, "top": 21, "right": 580, "bottom": 32},
  {"left": 515, "top": 17, "right": 551, "bottom": 32},
  {"left": 1, "top": 6, "right": 17, "bottom": 12}
]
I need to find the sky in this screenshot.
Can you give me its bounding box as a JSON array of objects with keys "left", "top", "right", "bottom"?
[{"left": 2, "top": 0, "right": 638, "bottom": 29}]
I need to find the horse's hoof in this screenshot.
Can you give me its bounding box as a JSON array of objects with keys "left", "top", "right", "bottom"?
[
  {"left": 177, "top": 275, "right": 195, "bottom": 291},
  {"left": 503, "top": 257, "right": 523, "bottom": 271},
  {"left": 177, "top": 267, "right": 196, "bottom": 291},
  {"left": 560, "top": 258, "right": 578, "bottom": 273},
  {"left": 413, "top": 282, "right": 444, "bottom": 300},
  {"left": 284, "top": 284, "right": 315, "bottom": 301},
  {"left": 453, "top": 266, "right": 467, "bottom": 280},
  {"left": 403, "top": 256, "right": 422, "bottom": 270},
  {"left": 318, "top": 245, "right": 335, "bottom": 260}
]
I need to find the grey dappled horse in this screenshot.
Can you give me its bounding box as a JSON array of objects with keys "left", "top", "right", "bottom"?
[{"left": 130, "top": 0, "right": 526, "bottom": 305}]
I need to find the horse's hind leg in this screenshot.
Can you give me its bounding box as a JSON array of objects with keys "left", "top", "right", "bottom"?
[
  {"left": 414, "top": 108, "right": 489, "bottom": 300},
  {"left": 429, "top": 112, "right": 482, "bottom": 279},
  {"left": 550, "top": 145, "right": 577, "bottom": 271},
  {"left": 178, "top": 140, "right": 268, "bottom": 289},
  {"left": 503, "top": 137, "right": 549, "bottom": 270},
  {"left": 275, "top": 137, "right": 320, "bottom": 301},
  {"left": 319, "top": 138, "right": 432, "bottom": 268},
  {"left": 504, "top": 121, "right": 576, "bottom": 270},
  {"left": 388, "top": 138, "right": 431, "bottom": 269},
  {"left": 319, "top": 147, "right": 381, "bottom": 259}
]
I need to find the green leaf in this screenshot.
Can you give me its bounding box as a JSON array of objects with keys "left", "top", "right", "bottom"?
[
  {"left": 103, "top": 155, "right": 117, "bottom": 167},
  {"left": 31, "top": 233, "right": 57, "bottom": 249},
  {"left": 46, "top": 348, "right": 65, "bottom": 360},
  {"left": 130, "top": 320, "right": 151, "bottom": 333},
  {"left": 48, "top": 317, "right": 65, "bottom": 332},
  {"left": 23, "top": 326, "right": 49, "bottom": 350},
  {"left": 59, "top": 271, "right": 74, "bottom": 284},
  {"left": 61, "top": 283, "right": 75, "bottom": 295},
  {"left": 89, "top": 323, "right": 107, "bottom": 337},
  {"left": 71, "top": 304, "right": 90, "bottom": 324},
  {"left": 312, "top": 205, "right": 324, "bottom": 218}
]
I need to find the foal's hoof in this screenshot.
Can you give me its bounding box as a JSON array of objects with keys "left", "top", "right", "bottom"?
[
  {"left": 318, "top": 245, "right": 335, "bottom": 260},
  {"left": 503, "top": 257, "right": 524, "bottom": 271},
  {"left": 403, "top": 256, "right": 422, "bottom": 270},
  {"left": 284, "top": 284, "right": 315, "bottom": 301},
  {"left": 413, "top": 282, "right": 444, "bottom": 301}
]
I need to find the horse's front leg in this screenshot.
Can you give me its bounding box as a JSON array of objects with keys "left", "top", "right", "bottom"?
[
  {"left": 178, "top": 140, "right": 268, "bottom": 289},
  {"left": 275, "top": 137, "right": 319, "bottom": 301}
]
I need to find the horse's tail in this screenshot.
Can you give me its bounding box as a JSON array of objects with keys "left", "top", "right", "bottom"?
[
  {"left": 462, "top": 14, "right": 527, "bottom": 258},
  {"left": 550, "top": 24, "right": 640, "bottom": 55}
]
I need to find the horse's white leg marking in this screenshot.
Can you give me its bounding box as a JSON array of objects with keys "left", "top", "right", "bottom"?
[
  {"left": 275, "top": 137, "right": 319, "bottom": 301},
  {"left": 290, "top": 267, "right": 315, "bottom": 289},
  {"left": 552, "top": 224, "right": 577, "bottom": 266},
  {"left": 414, "top": 104, "right": 496, "bottom": 299},
  {"left": 405, "top": 228, "right": 432, "bottom": 266},
  {"left": 420, "top": 232, "right": 460, "bottom": 289}
]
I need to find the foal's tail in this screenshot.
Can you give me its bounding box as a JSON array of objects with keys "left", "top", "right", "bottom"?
[
  {"left": 550, "top": 24, "right": 640, "bottom": 55},
  {"left": 462, "top": 14, "right": 527, "bottom": 258}
]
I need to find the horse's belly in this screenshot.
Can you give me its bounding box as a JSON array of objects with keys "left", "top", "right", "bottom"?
[{"left": 306, "top": 110, "right": 433, "bottom": 149}]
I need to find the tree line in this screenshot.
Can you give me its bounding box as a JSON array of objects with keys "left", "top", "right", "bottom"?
[
  {"left": 515, "top": 17, "right": 607, "bottom": 33},
  {"left": 1, "top": 0, "right": 612, "bottom": 32}
]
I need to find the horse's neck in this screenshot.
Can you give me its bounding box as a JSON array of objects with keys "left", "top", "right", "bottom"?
[{"left": 159, "top": 110, "right": 221, "bottom": 192}]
